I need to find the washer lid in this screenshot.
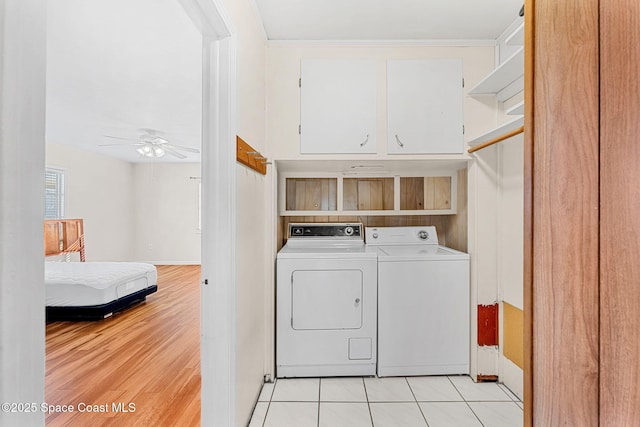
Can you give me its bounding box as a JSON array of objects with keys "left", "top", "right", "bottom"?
[{"left": 374, "top": 244, "right": 469, "bottom": 261}]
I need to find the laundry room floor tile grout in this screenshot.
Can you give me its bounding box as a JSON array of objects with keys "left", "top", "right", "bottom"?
[{"left": 252, "top": 375, "right": 523, "bottom": 427}]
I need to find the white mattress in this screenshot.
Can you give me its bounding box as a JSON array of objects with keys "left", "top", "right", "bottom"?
[{"left": 45, "top": 262, "right": 157, "bottom": 307}]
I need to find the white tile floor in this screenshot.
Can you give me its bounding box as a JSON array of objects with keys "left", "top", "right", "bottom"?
[{"left": 249, "top": 376, "right": 523, "bottom": 427}]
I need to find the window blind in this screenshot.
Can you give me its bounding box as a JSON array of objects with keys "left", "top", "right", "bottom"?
[{"left": 44, "top": 168, "right": 65, "bottom": 219}]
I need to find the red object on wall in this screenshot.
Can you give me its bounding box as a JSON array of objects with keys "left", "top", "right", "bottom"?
[{"left": 477, "top": 304, "right": 499, "bottom": 346}]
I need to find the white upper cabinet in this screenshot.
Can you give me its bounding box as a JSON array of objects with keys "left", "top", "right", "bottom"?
[
  {"left": 387, "top": 59, "right": 464, "bottom": 154},
  {"left": 300, "top": 59, "right": 377, "bottom": 154}
]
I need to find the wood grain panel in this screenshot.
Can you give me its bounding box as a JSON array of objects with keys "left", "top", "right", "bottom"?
[
  {"left": 445, "top": 169, "right": 467, "bottom": 252},
  {"left": 528, "top": 0, "right": 600, "bottom": 425},
  {"left": 400, "top": 177, "right": 424, "bottom": 210},
  {"left": 344, "top": 178, "right": 394, "bottom": 211},
  {"left": 424, "top": 177, "right": 435, "bottom": 210},
  {"left": 277, "top": 217, "right": 285, "bottom": 250},
  {"left": 357, "top": 180, "right": 373, "bottom": 210},
  {"left": 303, "top": 180, "right": 322, "bottom": 210},
  {"left": 523, "top": 1, "right": 534, "bottom": 424},
  {"left": 432, "top": 177, "right": 451, "bottom": 210},
  {"left": 286, "top": 178, "right": 337, "bottom": 211},
  {"left": 328, "top": 179, "right": 337, "bottom": 210},
  {"left": 45, "top": 265, "right": 201, "bottom": 427},
  {"left": 294, "top": 180, "right": 306, "bottom": 210},
  {"left": 600, "top": 0, "right": 640, "bottom": 424},
  {"left": 286, "top": 179, "right": 297, "bottom": 211},
  {"left": 369, "top": 181, "right": 384, "bottom": 210},
  {"left": 343, "top": 179, "right": 358, "bottom": 210},
  {"left": 382, "top": 179, "right": 394, "bottom": 210},
  {"left": 424, "top": 177, "right": 451, "bottom": 210}
]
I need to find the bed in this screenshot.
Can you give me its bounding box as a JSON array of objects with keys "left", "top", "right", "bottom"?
[{"left": 44, "top": 219, "right": 158, "bottom": 321}]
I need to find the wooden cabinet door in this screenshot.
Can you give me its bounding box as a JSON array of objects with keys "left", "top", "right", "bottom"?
[
  {"left": 387, "top": 59, "right": 464, "bottom": 154},
  {"left": 300, "top": 59, "right": 377, "bottom": 154}
]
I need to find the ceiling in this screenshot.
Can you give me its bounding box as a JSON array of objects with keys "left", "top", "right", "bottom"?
[
  {"left": 46, "top": 0, "right": 522, "bottom": 164},
  {"left": 254, "top": 0, "right": 523, "bottom": 41},
  {"left": 46, "top": 0, "right": 202, "bottom": 163}
]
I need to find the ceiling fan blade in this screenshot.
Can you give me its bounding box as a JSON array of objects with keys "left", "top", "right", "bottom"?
[
  {"left": 103, "top": 135, "right": 136, "bottom": 142},
  {"left": 166, "top": 144, "right": 200, "bottom": 153},
  {"left": 98, "top": 142, "right": 144, "bottom": 147},
  {"left": 163, "top": 146, "right": 187, "bottom": 159}
]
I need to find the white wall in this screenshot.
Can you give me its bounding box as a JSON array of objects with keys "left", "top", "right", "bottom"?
[
  {"left": 266, "top": 44, "right": 496, "bottom": 159},
  {"left": 46, "top": 143, "right": 135, "bottom": 261},
  {"left": 0, "top": 0, "right": 46, "bottom": 425},
  {"left": 498, "top": 138, "right": 524, "bottom": 308},
  {"left": 46, "top": 144, "right": 201, "bottom": 263},
  {"left": 132, "top": 162, "right": 201, "bottom": 264},
  {"left": 217, "top": 0, "right": 269, "bottom": 425},
  {"left": 497, "top": 135, "right": 524, "bottom": 399}
]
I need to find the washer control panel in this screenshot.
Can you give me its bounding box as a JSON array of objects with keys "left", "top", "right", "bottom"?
[
  {"left": 366, "top": 226, "right": 439, "bottom": 245},
  {"left": 289, "top": 223, "right": 362, "bottom": 239}
]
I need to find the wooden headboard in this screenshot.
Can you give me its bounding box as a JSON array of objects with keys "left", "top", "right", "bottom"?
[{"left": 44, "top": 219, "right": 86, "bottom": 261}]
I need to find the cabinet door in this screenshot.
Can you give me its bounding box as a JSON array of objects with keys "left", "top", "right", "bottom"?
[
  {"left": 387, "top": 60, "right": 463, "bottom": 154},
  {"left": 300, "top": 60, "right": 377, "bottom": 154}
]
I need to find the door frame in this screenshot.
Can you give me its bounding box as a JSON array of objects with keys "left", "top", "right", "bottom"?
[
  {"left": 178, "top": 1, "right": 237, "bottom": 425},
  {"left": 0, "top": 0, "right": 238, "bottom": 425}
]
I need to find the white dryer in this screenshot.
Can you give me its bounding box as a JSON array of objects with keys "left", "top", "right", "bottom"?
[
  {"left": 276, "top": 223, "right": 378, "bottom": 378},
  {"left": 366, "top": 226, "right": 470, "bottom": 377}
]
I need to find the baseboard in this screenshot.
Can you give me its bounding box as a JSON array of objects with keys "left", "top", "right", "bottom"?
[{"left": 500, "top": 356, "right": 523, "bottom": 400}]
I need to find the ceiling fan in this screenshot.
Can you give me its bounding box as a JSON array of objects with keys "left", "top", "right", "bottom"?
[{"left": 99, "top": 129, "right": 200, "bottom": 159}]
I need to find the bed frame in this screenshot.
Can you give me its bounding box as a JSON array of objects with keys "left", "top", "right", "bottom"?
[
  {"left": 44, "top": 219, "right": 157, "bottom": 321},
  {"left": 44, "top": 218, "right": 86, "bottom": 261}
]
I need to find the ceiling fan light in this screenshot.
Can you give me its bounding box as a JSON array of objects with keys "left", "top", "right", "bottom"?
[
  {"left": 154, "top": 147, "right": 165, "bottom": 157},
  {"left": 136, "top": 147, "right": 146, "bottom": 156}
]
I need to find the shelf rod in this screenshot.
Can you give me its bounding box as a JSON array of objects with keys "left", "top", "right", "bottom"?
[{"left": 467, "top": 126, "right": 525, "bottom": 154}]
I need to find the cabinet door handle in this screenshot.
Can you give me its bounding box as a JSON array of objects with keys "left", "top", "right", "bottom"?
[
  {"left": 395, "top": 134, "right": 404, "bottom": 148},
  {"left": 360, "top": 134, "right": 370, "bottom": 147}
]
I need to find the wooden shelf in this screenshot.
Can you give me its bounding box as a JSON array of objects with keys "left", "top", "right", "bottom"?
[
  {"left": 506, "top": 101, "right": 524, "bottom": 116},
  {"left": 468, "top": 47, "right": 524, "bottom": 102},
  {"left": 279, "top": 173, "right": 458, "bottom": 216},
  {"left": 467, "top": 116, "right": 524, "bottom": 147},
  {"left": 505, "top": 23, "right": 524, "bottom": 46}
]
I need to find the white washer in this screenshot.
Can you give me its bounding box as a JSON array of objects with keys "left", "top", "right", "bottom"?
[
  {"left": 366, "top": 226, "right": 470, "bottom": 377},
  {"left": 276, "top": 223, "right": 378, "bottom": 378}
]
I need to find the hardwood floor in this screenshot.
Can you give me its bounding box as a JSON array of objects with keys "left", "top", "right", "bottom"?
[{"left": 45, "top": 265, "right": 201, "bottom": 427}]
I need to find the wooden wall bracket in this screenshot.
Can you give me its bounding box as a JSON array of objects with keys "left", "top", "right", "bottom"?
[{"left": 236, "top": 135, "right": 268, "bottom": 175}]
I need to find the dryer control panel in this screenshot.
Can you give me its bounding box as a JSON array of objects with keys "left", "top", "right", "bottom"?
[{"left": 289, "top": 223, "right": 363, "bottom": 239}]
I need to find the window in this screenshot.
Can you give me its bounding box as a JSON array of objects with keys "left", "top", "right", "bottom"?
[{"left": 44, "top": 168, "right": 65, "bottom": 219}]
